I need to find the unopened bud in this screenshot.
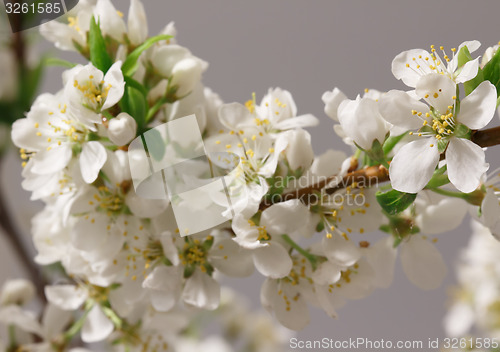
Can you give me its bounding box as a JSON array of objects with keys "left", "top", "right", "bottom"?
[{"left": 108, "top": 112, "right": 137, "bottom": 146}]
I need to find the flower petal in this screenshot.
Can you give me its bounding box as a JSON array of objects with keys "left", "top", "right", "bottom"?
[
  {"left": 81, "top": 305, "right": 114, "bottom": 343},
  {"left": 253, "top": 242, "right": 292, "bottom": 279},
  {"left": 389, "top": 138, "right": 439, "bottom": 193},
  {"left": 80, "top": 141, "right": 107, "bottom": 183},
  {"left": 455, "top": 58, "right": 480, "bottom": 84},
  {"left": 363, "top": 236, "right": 397, "bottom": 289},
  {"left": 378, "top": 90, "right": 430, "bottom": 130},
  {"left": 31, "top": 145, "right": 72, "bottom": 175},
  {"left": 102, "top": 62, "right": 125, "bottom": 110},
  {"left": 322, "top": 88, "right": 347, "bottom": 121},
  {"left": 182, "top": 270, "right": 220, "bottom": 310},
  {"left": 260, "top": 199, "right": 310, "bottom": 236},
  {"left": 209, "top": 239, "right": 254, "bottom": 277},
  {"left": 322, "top": 233, "right": 361, "bottom": 267},
  {"left": 446, "top": 137, "right": 488, "bottom": 193},
  {"left": 458, "top": 81, "right": 497, "bottom": 129},
  {"left": 45, "top": 285, "right": 87, "bottom": 311},
  {"left": 415, "top": 74, "right": 456, "bottom": 113},
  {"left": 400, "top": 236, "right": 447, "bottom": 290},
  {"left": 392, "top": 49, "right": 433, "bottom": 87}
]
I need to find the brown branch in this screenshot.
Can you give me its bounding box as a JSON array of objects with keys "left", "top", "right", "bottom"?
[
  {"left": 259, "top": 125, "right": 500, "bottom": 210},
  {"left": 0, "top": 158, "right": 46, "bottom": 303},
  {"left": 471, "top": 126, "right": 500, "bottom": 148}
]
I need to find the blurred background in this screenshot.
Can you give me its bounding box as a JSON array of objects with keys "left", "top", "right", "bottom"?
[{"left": 1, "top": 0, "right": 500, "bottom": 349}]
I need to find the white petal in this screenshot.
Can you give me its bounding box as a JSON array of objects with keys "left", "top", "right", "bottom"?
[
  {"left": 0, "top": 305, "right": 44, "bottom": 336},
  {"left": 253, "top": 242, "right": 292, "bottom": 279},
  {"left": 389, "top": 138, "right": 439, "bottom": 193},
  {"left": 102, "top": 62, "right": 125, "bottom": 110},
  {"left": 283, "top": 129, "right": 314, "bottom": 171},
  {"left": 273, "top": 285, "right": 310, "bottom": 331},
  {"left": 400, "top": 236, "right": 447, "bottom": 290},
  {"left": 127, "top": 0, "right": 148, "bottom": 45},
  {"left": 363, "top": 237, "right": 397, "bottom": 289},
  {"left": 455, "top": 58, "right": 480, "bottom": 84},
  {"left": 415, "top": 74, "right": 456, "bottom": 113},
  {"left": 322, "top": 233, "right": 361, "bottom": 267},
  {"left": 446, "top": 137, "right": 488, "bottom": 193},
  {"left": 481, "top": 188, "right": 500, "bottom": 229},
  {"left": 378, "top": 90, "right": 430, "bottom": 130},
  {"left": 392, "top": 49, "right": 433, "bottom": 87},
  {"left": 80, "top": 141, "right": 107, "bottom": 183},
  {"left": 260, "top": 199, "right": 310, "bottom": 236},
  {"left": 312, "top": 261, "right": 342, "bottom": 285},
  {"left": 338, "top": 97, "right": 388, "bottom": 150},
  {"left": 81, "top": 305, "right": 114, "bottom": 343},
  {"left": 274, "top": 114, "right": 319, "bottom": 130},
  {"left": 444, "top": 303, "right": 475, "bottom": 337},
  {"left": 31, "top": 145, "right": 72, "bottom": 175},
  {"left": 458, "top": 81, "right": 497, "bottom": 129},
  {"left": 416, "top": 197, "right": 467, "bottom": 234},
  {"left": 143, "top": 266, "right": 181, "bottom": 312},
  {"left": 93, "top": 0, "right": 126, "bottom": 42},
  {"left": 182, "top": 270, "right": 220, "bottom": 310},
  {"left": 42, "top": 303, "right": 73, "bottom": 338},
  {"left": 209, "top": 239, "right": 254, "bottom": 277},
  {"left": 322, "top": 88, "right": 347, "bottom": 121},
  {"left": 45, "top": 285, "right": 87, "bottom": 311},
  {"left": 311, "top": 149, "right": 347, "bottom": 178}
]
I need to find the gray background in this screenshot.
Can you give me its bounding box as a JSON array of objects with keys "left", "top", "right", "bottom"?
[{"left": 2, "top": 0, "right": 500, "bottom": 350}]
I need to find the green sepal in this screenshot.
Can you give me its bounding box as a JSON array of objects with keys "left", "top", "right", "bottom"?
[
  {"left": 425, "top": 165, "right": 450, "bottom": 189},
  {"left": 457, "top": 46, "right": 484, "bottom": 96},
  {"left": 382, "top": 132, "right": 406, "bottom": 155},
  {"left": 183, "top": 265, "right": 195, "bottom": 279},
  {"left": 122, "top": 34, "right": 173, "bottom": 77},
  {"left": 482, "top": 44, "right": 500, "bottom": 96},
  {"left": 437, "top": 138, "right": 448, "bottom": 153},
  {"left": 376, "top": 189, "right": 417, "bottom": 216},
  {"left": 88, "top": 16, "right": 113, "bottom": 72},
  {"left": 316, "top": 221, "right": 325, "bottom": 232}
]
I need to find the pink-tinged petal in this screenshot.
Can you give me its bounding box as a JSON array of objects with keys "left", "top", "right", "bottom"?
[
  {"left": 253, "top": 242, "right": 292, "bottom": 279},
  {"left": 81, "top": 305, "right": 114, "bottom": 343},
  {"left": 389, "top": 139, "right": 439, "bottom": 193},
  {"left": 455, "top": 58, "right": 480, "bottom": 84},
  {"left": 45, "top": 285, "right": 87, "bottom": 310},
  {"left": 378, "top": 90, "right": 430, "bottom": 130},
  {"left": 458, "top": 81, "right": 497, "bottom": 129},
  {"left": 322, "top": 88, "right": 347, "bottom": 121},
  {"left": 415, "top": 74, "right": 456, "bottom": 114},
  {"left": 392, "top": 49, "right": 432, "bottom": 87},
  {"left": 446, "top": 137, "right": 488, "bottom": 193},
  {"left": 182, "top": 270, "right": 220, "bottom": 310},
  {"left": 80, "top": 141, "right": 107, "bottom": 183},
  {"left": 31, "top": 145, "right": 72, "bottom": 175},
  {"left": 401, "top": 236, "right": 447, "bottom": 290}
]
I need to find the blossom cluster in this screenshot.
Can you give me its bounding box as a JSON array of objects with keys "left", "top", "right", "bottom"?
[{"left": 2, "top": 0, "right": 500, "bottom": 350}]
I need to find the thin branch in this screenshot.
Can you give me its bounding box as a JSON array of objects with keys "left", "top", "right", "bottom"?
[
  {"left": 259, "top": 125, "right": 500, "bottom": 210},
  {"left": 0, "top": 158, "right": 46, "bottom": 302}
]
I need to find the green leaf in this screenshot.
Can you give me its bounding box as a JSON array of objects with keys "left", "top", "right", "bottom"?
[
  {"left": 88, "top": 16, "right": 113, "bottom": 72},
  {"left": 456, "top": 46, "right": 484, "bottom": 96},
  {"left": 382, "top": 132, "right": 406, "bottom": 155},
  {"left": 141, "top": 127, "right": 165, "bottom": 162},
  {"left": 482, "top": 45, "right": 500, "bottom": 96},
  {"left": 44, "top": 57, "right": 76, "bottom": 69},
  {"left": 121, "top": 34, "right": 172, "bottom": 77},
  {"left": 120, "top": 85, "right": 147, "bottom": 132},
  {"left": 376, "top": 189, "right": 417, "bottom": 215}
]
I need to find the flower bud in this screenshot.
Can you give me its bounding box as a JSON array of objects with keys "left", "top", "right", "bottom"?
[
  {"left": 284, "top": 129, "right": 314, "bottom": 171},
  {"left": 108, "top": 112, "right": 137, "bottom": 146},
  {"left": 170, "top": 58, "right": 204, "bottom": 97},
  {"left": 0, "top": 279, "right": 35, "bottom": 306}
]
